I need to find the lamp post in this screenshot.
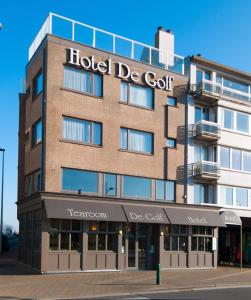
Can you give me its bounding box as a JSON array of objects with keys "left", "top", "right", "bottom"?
[{"left": 0, "top": 148, "right": 5, "bottom": 255}]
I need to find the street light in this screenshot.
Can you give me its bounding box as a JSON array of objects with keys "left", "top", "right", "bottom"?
[{"left": 0, "top": 148, "right": 5, "bottom": 255}]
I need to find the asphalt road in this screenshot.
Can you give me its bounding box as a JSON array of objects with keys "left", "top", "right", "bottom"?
[{"left": 95, "top": 287, "right": 251, "bottom": 300}]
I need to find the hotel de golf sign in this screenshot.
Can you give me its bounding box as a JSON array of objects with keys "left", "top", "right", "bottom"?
[{"left": 67, "top": 48, "right": 174, "bottom": 91}]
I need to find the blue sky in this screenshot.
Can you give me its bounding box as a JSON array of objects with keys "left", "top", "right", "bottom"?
[{"left": 1, "top": 0, "right": 251, "bottom": 230}]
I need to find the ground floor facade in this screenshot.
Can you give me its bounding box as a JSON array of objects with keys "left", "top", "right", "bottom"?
[{"left": 18, "top": 193, "right": 225, "bottom": 273}]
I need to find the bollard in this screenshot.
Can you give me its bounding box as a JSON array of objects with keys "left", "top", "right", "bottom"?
[{"left": 156, "top": 263, "right": 160, "bottom": 285}]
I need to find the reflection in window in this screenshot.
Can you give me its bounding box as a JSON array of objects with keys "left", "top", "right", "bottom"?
[
  {"left": 62, "top": 168, "right": 98, "bottom": 193},
  {"left": 236, "top": 112, "right": 249, "bottom": 133},
  {"left": 33, "top": 70, "right": 43, "bottom": 98},
  {"left": 231, "top": 149, "right": 241, "bottom": 170},
  {"left": 32, "top": 119, "right": 42, "bottom": 146},
  {"left": 104, "top": 173, "right": 117, "bottom": 196},
  {"left": 156, "top": 180, "right": 175, "bottom": 202},
  {"left": 221, "top": 186, "right": 233, "bottom": 206},
  {"left": 123, "top": 175, "right": 151, "bottom": 199},
  {"left": 236, "top": 188, "right": 248, "bottom": 207},
  {"left": 220, "top": 147, "right": 230, "bottom": 168},
  {"left": 243, "top": 151, "right": 251, "bottom": 172},
  {"left": 222, "top": 109, "right": 234, "bottom": 130}
]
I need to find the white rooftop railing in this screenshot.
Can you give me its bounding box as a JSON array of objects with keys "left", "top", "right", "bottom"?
[{"left": 28, "top": 13, "right": 185, "bottom": 75}]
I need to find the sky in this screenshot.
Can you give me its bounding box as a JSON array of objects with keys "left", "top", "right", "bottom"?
[{"left": 1, "top": 0, "right": 251, "bottom": 231}]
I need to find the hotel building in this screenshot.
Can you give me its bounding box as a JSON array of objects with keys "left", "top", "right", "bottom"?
[{"left": 18, "top": 13, "right": 224, "bottom": 273}]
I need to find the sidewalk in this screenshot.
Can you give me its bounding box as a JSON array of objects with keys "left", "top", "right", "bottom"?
[{"left": 1, "top": 255, "right": 251, "bottom": 300}]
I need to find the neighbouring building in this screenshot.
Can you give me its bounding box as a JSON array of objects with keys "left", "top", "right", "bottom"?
[
  {"left": 187, "top": 55, "right": 251, "bottom": 267},
  {"left": 17, "top": 13, "right": 225, "bottom": 273}
]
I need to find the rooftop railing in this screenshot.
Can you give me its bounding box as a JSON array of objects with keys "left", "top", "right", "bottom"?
[
  {"left": 28, "top": 13, "right": 185, "bottom": 75},
  {"left": 195, "top": 79, "right": 251, "bottom": 103}
]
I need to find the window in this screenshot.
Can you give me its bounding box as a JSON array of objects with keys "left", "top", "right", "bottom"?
[
  {"left": 104, "top": 173, "right": 117, "bottom": 196},
  {"left": 62, "top": 168, "right": 99, "bottom": 193},
  {"left": 156, "top": 180, "right": 175, "bottom": 202},
  {"left": 32, "top": 119, "right": 42, "bottom": 147},
  {"left": 25, "top": 170, "right": 41, "bottom": 196},
  {"left": 123, "top": 175, "right": 151, "bottom": 199},
  {"left": 120, "top": 81, "right": 153, "bottom": 109},
  {"left": 166, "top": 138, "right": 176, "bottom": 148},
  {"left": 220, "top": 147, "right": 230, "bottom": 168},
  {"left": 120, "top": 128, "right": 153, "bottom": 154},
  {"left": 243, "top": 151, "right": 251, "bottom": 172},
  {"left": 64, "top": 66, "right": 102, "bottom": 97},
  {"left": 49, "top": 219, "right": 81, "bottom": 251},
  {"left": 33, "top": 70, "right": 43, "bottom": 98},
  {"left": 231, "top": 149, "right": 241, "bottom": 170},
  {"left": 88, "top": 221, "right": 117, "bottom": 251},
  {"left": 236, "top": 112, "right": 249, "bottom": 133},
  {"left": 63, "top": 117, "right": 102, "bottom": 146},
  {"left": 221, "top": 186, "right": 233, "bottom": 206},
  {"left": 191, "top": 226, "right": 213, "bottom": 252},
  {"left": 223, "top": 78, "right": 249, "bottom": 93},
  {"left": 196, "top": 70, "right": 211, "bottom": 82},
  {"left": 167, "top": 96, "right": 177, "bottom": 106},
  {"left": 194, "top": 145, "right": 210, "bottom": 162},
  {"left": 194, "top": 184, "right": 215, "bottom": 205},
  {"left": 164, "top": 225, "right": 188, "bottom": 252},
  {"left": 236, "top": 188, "right": 248, "bottom": 207},
  {"left": 222, "top": 109, "right": 234, "bottom": 130},
  {"left": 195, "top": 106, "right": 209, "bottom": 123}
]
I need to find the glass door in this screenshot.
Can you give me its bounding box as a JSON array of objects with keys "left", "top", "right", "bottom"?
[{"left": 138, "top": 224, "right": 148, "bottom": 270}]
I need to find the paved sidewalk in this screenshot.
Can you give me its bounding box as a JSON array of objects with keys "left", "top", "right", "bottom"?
[{"left": 1, "top": 255, "right": 251, "bottom": 300}]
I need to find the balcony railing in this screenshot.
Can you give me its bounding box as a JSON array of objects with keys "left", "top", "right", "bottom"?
[
  {"left": 191, "top": 161, "right": 220, "bottom": 179},
  {"left": 194, "top": 80, "right": 251, "bottom": 103},
  {"left": 28, "top": 13, "right": 185, "bottom": 75},
  {"left": 194, "top": 120, "right": 221, "bottom": 140}
]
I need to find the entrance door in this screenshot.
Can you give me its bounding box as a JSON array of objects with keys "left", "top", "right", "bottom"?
[{"left": 138, "top": 224, "right": 148, "bottom": 270}]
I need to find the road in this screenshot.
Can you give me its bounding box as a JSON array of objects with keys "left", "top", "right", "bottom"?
[{"left": 95, "top": 287, "right": 251, "bottom": 300}]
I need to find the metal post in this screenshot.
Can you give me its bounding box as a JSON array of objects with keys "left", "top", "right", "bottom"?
[
  {"left": 240, "top": 225, "right": 243, "bottom": 269},
  {"left": 156, "top": 263, "right": 160, "bottom": 285},
  {"left": 0, "top": 148, "right": 5, "bottom": 255}
]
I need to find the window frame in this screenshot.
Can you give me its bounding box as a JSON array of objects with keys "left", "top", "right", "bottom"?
[
  {"left": 166, "top": 138, "right": 177, "bottom": 149},
  {"left": 63, "top": 65, "right": 103, "bottom": 98},
  {"left": 156, "top": 179, "right": 176, "bottom": 202},
  {"left": 120, "top": 81, "right": 154, "bottom": 110},
  {"left": 31, "top": 119, "right": 42, "bottom": 148},
  {"left": 32, "top": 69, "right": 43, "bottom": 100},
  {"left": 166, "top": 96, "right": 177, "bottom": 107},
  {"left": 62, "top": 116, "right": 102, "bottom": 146},
  {"left": 120, "top": 127, "right": 154, "bottom": 155}
]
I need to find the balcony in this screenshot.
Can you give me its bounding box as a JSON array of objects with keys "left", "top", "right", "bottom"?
[
  {"left": 193, "top": 80, "right": 251, "bottom": 104},
  {"left": 28, "top": 13, "right": 185, "bottom": 75},
  {"left": 194, "top": 120, "right": 221, "bottom": 141},
  {"left": 191, "top": 161, "right": 220, "bottom": 181}
]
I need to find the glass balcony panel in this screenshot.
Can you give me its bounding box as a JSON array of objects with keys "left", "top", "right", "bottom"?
[
  {"left": 134, "top": 43, "right": 150, "bottom": 64},
  {"left": 52, "top": 15, "right": 72, "bottom": 40},
  {"left": 115, "top": 37, "right": 132, "bottom": 58},
  {"left": 169, "top": 56, "right": 184, "bottom": 74},
  {"left": 151, "top": 48, "right": 167, "bottom": 68},
  {"left": 95, "top": 30, "right": 113, "bottom": 52},
  {"left": 74, "top": 23, "right": 93, "bottom": 46}
]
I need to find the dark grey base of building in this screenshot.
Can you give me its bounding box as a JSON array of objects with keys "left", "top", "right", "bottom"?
[{"left": 18, "top": 193, "right": 223, "bottom": 273}]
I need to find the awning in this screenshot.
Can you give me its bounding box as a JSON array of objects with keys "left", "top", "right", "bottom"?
[
  {"left": 123, "top": 205, "right": 169, "bottom": 224},
  {"left": 44, "top": 199, "right": 127, "bottom": 222},
  {"left": 164, "top": 207, "right": 226, "bottom": 227},
  {"left": 220, "top": 210, "right": 242, "bottom": 226}
]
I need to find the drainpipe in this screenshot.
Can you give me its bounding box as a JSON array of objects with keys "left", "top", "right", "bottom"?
[{"left": 184, "top": 92, "right": 189, "bottom": 204}]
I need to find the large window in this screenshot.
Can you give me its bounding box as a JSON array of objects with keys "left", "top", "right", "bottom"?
[
  {"left": 221, "top": 108, "right": 250, "bottom": 134},
  {"left": 220, "top": 185, "right": 250, "bottom": 207},
  {"left": 63, "top": 117, "right": 102, "bottom": 146},
  {"left": 194, "top": 184, "right": 215, "bottom": 204},
  {"left": 49, "top": 219, "right": 81, "bottom": 252},
  {"left": 164, "top": 225, "right": 188, "bottom": 252},
  {"left": 32, "top": 119, "right": 42, "bottom": 147},
  {"left": 64, "top": 66, "right": 102, "bottom": 97},
  {"left": 156, "top": 180, "right": 175, "bottom": 202},
  {"left": 33, "top": 70, "right": 43, "bottom": 98},
  {"left": 88, "top": 221, "right": 117, "bottom": 251},
  {"left": 220, "top": 146, "right": 251, "bottom": 172},
  {"left": 120, "top": 128, "right": 153, "bottom": 154},
  {"left": 191, "top": 226, "right": 213, "bottom": 252},
  {"left": 120, "top": 81, "right": 153, "bottom": 109},
  {"left": 243, "top": 151, "right": 251, "bottom": 172},
  {"left": 62, "top": 168, "right": 98, "bottom": 193},
  {"left": 123, "top": 175, "right": 151, "bottom": 199},
  {"left": 103, "top": 173, "right": 117, "bottom": 196}
]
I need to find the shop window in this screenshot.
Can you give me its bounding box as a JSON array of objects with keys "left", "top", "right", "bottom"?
[
  {"left": 49, "top": 219, "right": 82, "bottom": 252},
  {"left": 87, "top": 221, "right": 117, "bottom": 251},
  {"left": 191, "top": 226, "right": 213, "bottom": 252},
  {"left": 64, "top": 66, "right": 102, "bottom": 97},
  {"left": 120, "top": 81, "right": 153, "bottom": 109},
  {"left": 103, "top": 173, "right": 117, "bottom": 196},
  {"left": 164, "top": 225, "right": 188, "bottom": 252},
  {"left": 122, "top": 175, "right": 152, "bottom": 200}
]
